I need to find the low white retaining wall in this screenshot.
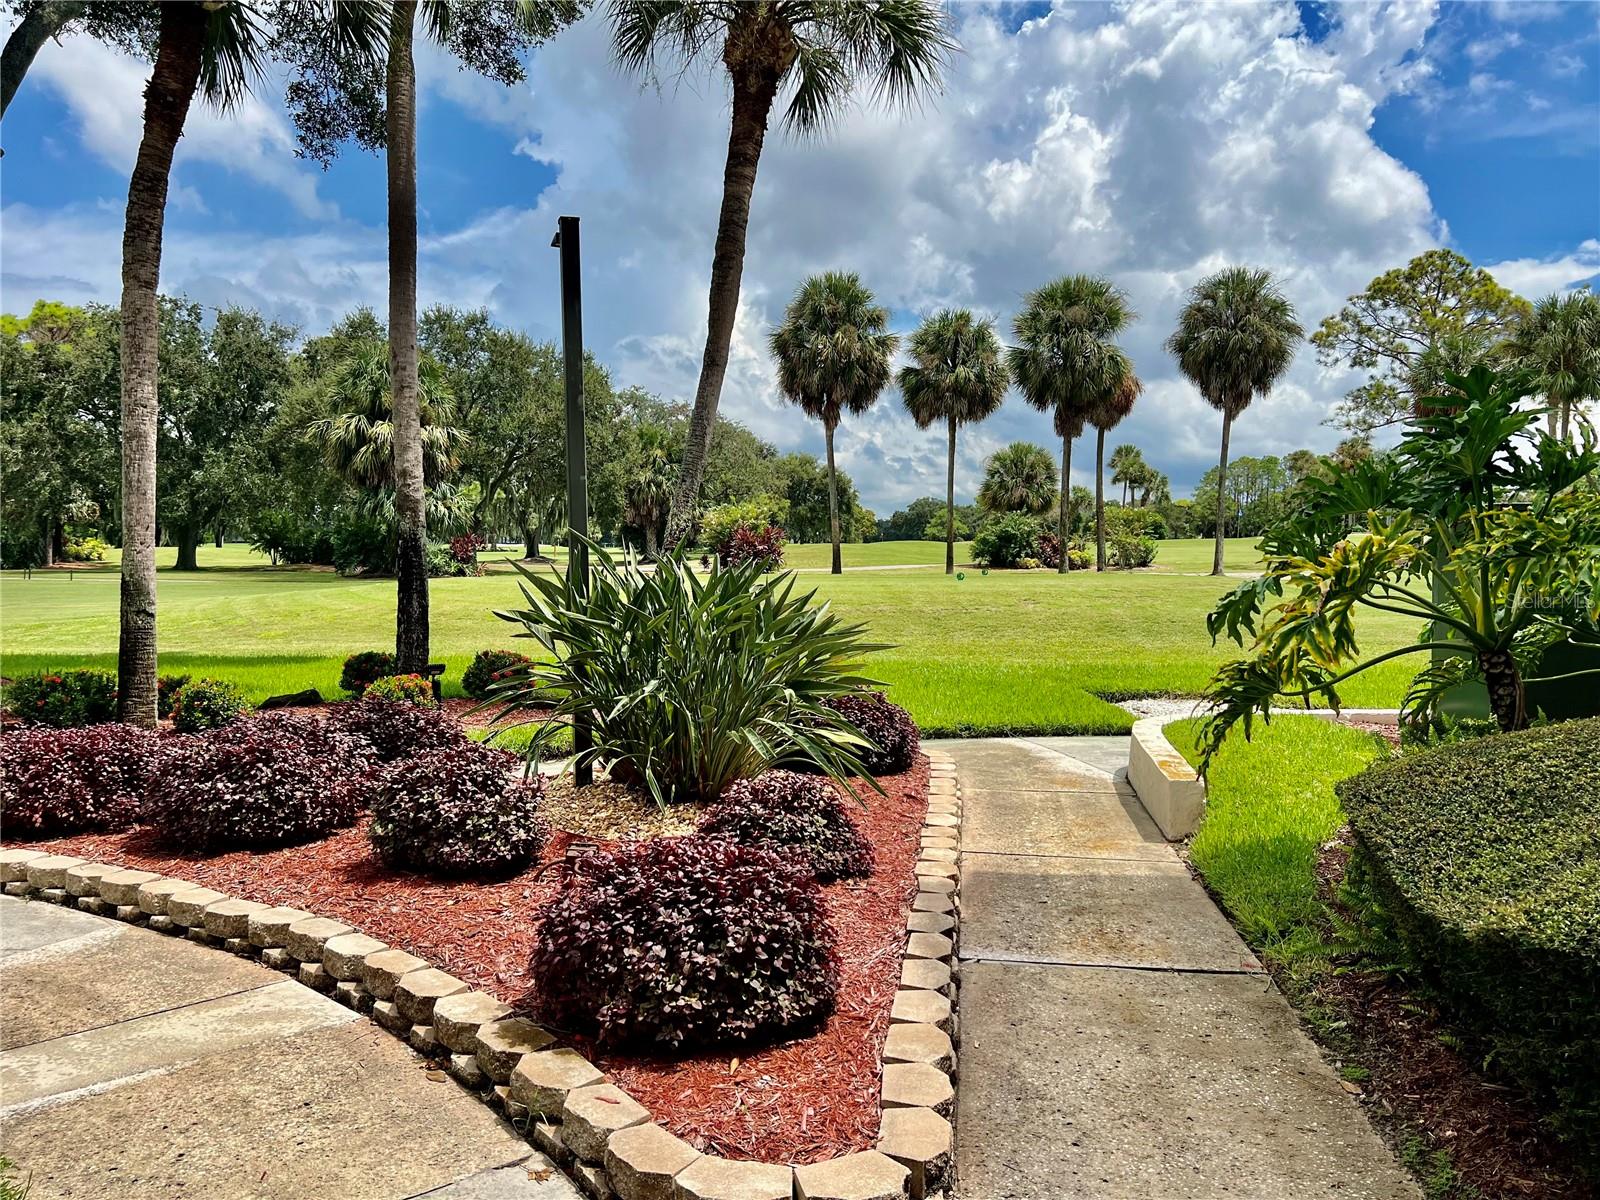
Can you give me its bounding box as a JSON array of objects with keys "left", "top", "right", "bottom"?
[{"left": 1127, "top": 716, "right": 1206, "bottom": 841}]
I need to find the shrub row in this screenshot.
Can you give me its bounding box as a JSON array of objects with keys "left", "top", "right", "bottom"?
[
  {"left": 0, "top": 724, "right": 161, "bottom": 837},
  {"left": 2, "top": 700, "right": 550, "bottom": 880},
  {"left": 1337, "top": 718, "right": 1600, "bottom": 1161}
]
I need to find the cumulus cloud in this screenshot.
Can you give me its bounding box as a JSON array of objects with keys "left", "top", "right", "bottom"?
[
  {"left": 23, "top": 35, "right": 336, "bottom": 221},
  {"left": 1486, "top": 239, "right": 1600, "bottom": 296},
  {"left": 4, "top": 0, "right": 1589, "bottom": 511}
]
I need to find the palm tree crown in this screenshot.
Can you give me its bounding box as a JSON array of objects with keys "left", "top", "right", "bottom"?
[
  {"left": 1165, "top": 266, "right": 1302, "bottom": 418},
  {"left": 309, "top": 342, "right": 463, "bottom": 491},
  {"left": 978, "top": 441, "right": 1058, "bottom": 516},
  {"left": 1009, "top": 275, "right": 1134, "bottom": 433},
  {"left": 770, "top": 271, "right": 897, "bottom": 426},
  {"left": 770, "top": 270, "right": 896, "bottom": 574},
  {"left": 1166, "top": 265, "right": 1302, "bottom": 575},
  {"left": 900, "top": 309, "right": 1008, "bottom": 430},
  {"left": 609, "top": 0, "right": 954, "bottom": 135},
  {"left": 1010, "top": 275, "right": 1134, "bottom": 573},
  {"left": 1510, "top": 289, "right": 1600, "bottom": 441}
]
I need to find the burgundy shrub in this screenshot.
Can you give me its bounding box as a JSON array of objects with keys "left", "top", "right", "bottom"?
[
  {"left": 0, "top": 724, "right": 160, "bottom": 838},
  {"left": 369, "top": 742, "right": 546, "bottom": 878},
  {"left": 325, "top": 696, "right": 467, "bottom": 763},
  {"left": 699, "top": 769, "right": 874, "bottom": 882},
  {"left": 716, "top": 522, "right": 786, "bottom": 572},
  {"left": 530, "top": 836, "right": 838, "bottom": 1049},
  {"left": 147, "top": 713, "right": 364, "bottom": 851},
  {"left": 824, "top": 690, "right": 920, "bottom": 776}
]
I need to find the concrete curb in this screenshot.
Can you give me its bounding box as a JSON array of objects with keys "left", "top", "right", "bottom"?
[
  {"left": 1126, "top": 717, "right": 1206, "bottom": 840},
  {"left": 0, "top": 748, "right": 960, "bottom": 1200}
]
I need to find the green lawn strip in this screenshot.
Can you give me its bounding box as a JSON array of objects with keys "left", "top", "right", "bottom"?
[
  {"left": 1165, "top": 715, "right": 1388, "bottom": 966},
  {"left": 2, "top": 560, "right": 1417, "bottom": 732}
]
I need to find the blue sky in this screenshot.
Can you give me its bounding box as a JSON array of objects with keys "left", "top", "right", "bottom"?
[{"left": 2, "top": 0, "right": 1596, "bottom": 514}]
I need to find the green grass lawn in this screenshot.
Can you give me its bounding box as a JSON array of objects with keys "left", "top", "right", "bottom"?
[
  {"left": 1165, "top": 715, "right": 1389, "bottom": 962},
  {"left": 781, "top": 539, "right": 976, "bottom": 569},
  {"left": 1146, "top": 537, "right": 1266, "bottom": 574},
  {"left": 3, "top": 548, "right": 1418, "bottom": 735}
]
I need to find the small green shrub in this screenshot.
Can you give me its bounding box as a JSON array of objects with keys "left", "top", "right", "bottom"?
[
  {"left": 699, "top": 496, "right": 790, "bottom": 551},
  {"left": 3, "top": 670, "right": 118, "bottom": 728},
  {"left": 462, "top": 650, "right": 532, "bottom": 700},
  {"left": 971, "top": 513, "right": 1040, "bottom": 568},
  {"left": 365, "top": 674, "right": 436, "bottom": 707},
  {"left": 339, "top": 650, "right": 396, "bottom": 696},
  {"left": 1105, "top": 508, "right": 1159, "bottom": 568},
  {"left": 1337, "top": 718, "right": 1600, "bottom": 1160},
  {"left": 157, "top": 674, "right": 192, "bottom": 720},
  {"left": 62, "top": 535, "right": 109, "bottom": 562},
  {"left": 170, "top": 678, "right": 250, "bottom": 733},
  {"left": 493, "top": 542, "right": 883, "bottom": 804}
]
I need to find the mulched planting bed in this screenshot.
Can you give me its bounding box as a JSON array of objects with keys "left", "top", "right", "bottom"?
[{"left": 34, "top": 754, "right": 930, "bottom": 1164}]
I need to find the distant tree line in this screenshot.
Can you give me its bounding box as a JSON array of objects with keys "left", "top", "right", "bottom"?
[{"left": 0, "top": 298, "right": 878, "bottom": 571}]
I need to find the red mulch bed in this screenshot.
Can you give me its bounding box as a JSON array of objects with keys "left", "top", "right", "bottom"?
[{"left": 34, "top": 755, "right": 929, "bottom": 1164}]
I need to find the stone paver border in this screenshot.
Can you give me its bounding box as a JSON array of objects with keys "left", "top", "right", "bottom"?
[{"left": 0, "top": 748, "right": 958, "bottom": 1200}]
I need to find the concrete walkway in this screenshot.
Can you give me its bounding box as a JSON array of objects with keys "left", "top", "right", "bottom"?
[
  {"left": 933, "top": 737, "right": 1419, "bottom": 1200},
  {"left": 0, "top": 898, "right": 576, "bottom": 1200}
]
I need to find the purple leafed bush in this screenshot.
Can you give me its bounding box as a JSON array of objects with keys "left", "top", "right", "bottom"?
[
  {"left": 823, "top": 690, "right": 920, "bottom": 776},
  {"left": 147, "top": 713, "right": 364, "bottom": 851},
  {"left": 0, "top": 724, "right": 160, "bottom": 838},
  {"left": 369, "top": 742, "right": 546, "bottom": 878},
  {"left": 325, "top": 697, "right": 466, "bottom": 763},
  {"left": 530, "top": 835, "right": 838, "bottom": 1049},
  {"left": 699, "top": 769, "right": 874, "bottom": 882}
]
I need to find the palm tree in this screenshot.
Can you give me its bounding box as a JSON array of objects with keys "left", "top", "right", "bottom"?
[
  {"left": 624, "top": 425, "right": 674, "bottom": 558},
  {"left": 1089, "top": 358, "right": 1140, "bottom": 570},
  {"left": 1166, "top": 266, "right": 1303, "bottom": 576},
  {"left": 383, "top": 2, "right": 577, "bottom": 672},
  {"left": 977, "top": 441, "right": 1058, "bottom": 516},
  {"left": 1510, "top": 289, "right": 1600, "bottom": 441},
  {"left": 1108, "top": 443, "right": 1145, "bottom": 506},
  {"left": 1009, "top": 275, "right": 1133, "bottom": 573},
  {"left": 308, "top": 342, "right": 464, "bottom": 492},
  {"left": 770, "top": 271, "right": 896, "bottom": 574},
  {"left": 608, "top": 0, "right": 954, "bottom": 551},
  {"left": 116, "top": 2, "right": 272, "bottom": 726},
  {"left": 899, "top": 309, "right": 1008, "bottom": 574}
]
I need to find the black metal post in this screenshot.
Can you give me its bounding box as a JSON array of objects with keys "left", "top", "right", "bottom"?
[{"left": 553, "top": 215, "right": 593, "bottom": 786}]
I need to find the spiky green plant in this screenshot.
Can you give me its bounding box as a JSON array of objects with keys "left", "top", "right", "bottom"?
[{"left": 489, "top": 540, "right": 889, "bottom": 804}]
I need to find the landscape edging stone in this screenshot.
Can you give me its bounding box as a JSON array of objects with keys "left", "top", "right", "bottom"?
[{"left": 0, "top": 748, "right": 960, "bottom": 1200}]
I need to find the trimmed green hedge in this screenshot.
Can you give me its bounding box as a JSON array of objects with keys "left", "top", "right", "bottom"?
[{"left": 1337, "top": 718, "right": 1600, "bottom": 1159}]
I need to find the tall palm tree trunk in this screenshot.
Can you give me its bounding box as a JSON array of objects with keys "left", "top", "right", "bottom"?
[
  {"left": 387, "top": 0, "right": 429, "bottom": 673},
  {"left": 662, "top": 75, "right": 780, "bottom": 551},
  {"left": 0, "top": 0, "right": 85, "bottom": 119},
  {"left": 1212, "top": 409, "right": 1233, "bottom": 576},
  {"left": 824, "top": 417, "right": 842, "bottom": 575},
  {"left": 945, "top": 414, "right": 957, "bottom": 575},
  {"left": 116, "top": 3, "right": 206, "bottom": 728},
  {"left": 1057, "top": 435, "right": 1071, "bottom": 575},
  {"left": 1094, "top": 428, "right": 1107, "bottom": 572}
]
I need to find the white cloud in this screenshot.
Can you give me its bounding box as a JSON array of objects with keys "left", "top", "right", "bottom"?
[
  {"left": 5, "top": 0, "right": 1539, "bottom": 511},
  {"left": 1486, "top": 239, "right": 1600, "bottom": 296},
  {"left": 24, "top": 33, "right": 336, "bottom": 220}
]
